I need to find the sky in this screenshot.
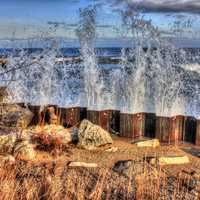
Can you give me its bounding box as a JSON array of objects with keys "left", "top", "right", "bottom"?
[{"left": 0, "top": 0, "right": 200, "bottom": 42}]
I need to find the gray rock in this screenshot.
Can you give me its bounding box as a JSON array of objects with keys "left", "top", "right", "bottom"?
[
  {"left": 78, "top": 120, "right": 113, "bottom": 150},
  {"left": 0, "top": 104, "right": 33, "bottom": 131},
  {"left": 112, "top": 160, "right": 134, "bottom": 177}
]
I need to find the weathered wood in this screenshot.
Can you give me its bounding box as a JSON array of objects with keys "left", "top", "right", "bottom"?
[
  {"left": 134, "top": 139, "right": 160, "bottom": 148},
  {"left": 196, "top": 120, "right": 200, "bottom": 146},
  {"left": 87, "top": 110, "right": 112, "bottom": 131},
  {"left": 156, "top": 116, "right": 171, "bottom": 143},
  {"left": 170, "top": 115, "right": 185, "bottom": 144},
  {"left": 28, "top": 105, "right": 42, "bottom": 126},
  {"left": 170, "top": 115, "right": 197, "bottom": 144},
  {"left": 183, "top": 116, "right": 197, "bottom": 144},
  {"left": 133, "top": 113, "right": 144, "bottom": 138},
  {"left": 133, "top": 113, "right": 156, "bottom": 139},
  {"left": 144, "top": 113, "right": 156, "bottom": 138},
  {"left": 120, "top": 113, "right": 134, "bottom": 138},
  {"left": 110, "top": 110, "right": 120, "bottom": 133},
  {"left": 120, "top": 112, "right": 156, "bottom": 139},
  {"left": 150, "top": 156, "right": 190, "bottom": 165},
  {"left": 64, "top": 107, "right": 87, "bottom": 127}
]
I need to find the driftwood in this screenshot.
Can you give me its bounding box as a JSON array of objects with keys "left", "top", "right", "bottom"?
[{"left": 68, "top": 161, "right": 98, "bottom": 168}]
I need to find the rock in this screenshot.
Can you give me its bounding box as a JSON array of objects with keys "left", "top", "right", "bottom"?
[
  {"left": 133, "top": 139, "right": 160, "bottom": 148},
  {"left": 78, "top": 120, "right": 113, "bottom": 150},
  {"left": 31, "top": 125, "right": 72, "bottom": 148},
  {"left": 68, "top": 162, "right": 98, "bottom": 168},
  {"left": 0, "top": 104, "right": 33, "bottom": 131},
  {"left": 0, "top": 134, "right": 16, "bottom": 154},
  {"left": 13, "top": 140, "right": 35, "bottom": 161},
  {"left": 112, "top": 160, "right": 145, "bottom": 178},
  {"left": 105, "top": 147, "right": 118, "bottom": 153},
  {"left": 45, "top": 106, "right": 58, "bottom": 125},
  {"left": 112, "top": 160, "right": 134, "bottom": 175},
  {"left": 150, "top": 156, "right": 190, "bottom": 165}
]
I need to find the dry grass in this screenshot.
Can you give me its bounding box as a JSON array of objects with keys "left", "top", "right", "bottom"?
[{"left": 0, "top": 137, "right": 200, "bottom": 200}]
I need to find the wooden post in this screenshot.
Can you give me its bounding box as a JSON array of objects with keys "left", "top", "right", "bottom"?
[
  {"left": 133, "top": 113, "right": 156, "bottom": 139},
  {"left": 28, "top": 105, "right": 42, "bottom": 125},
  {"left": 110, "top": 110, "right": 120, "bottom": 133},
  {"left": 170, "top": 115, "right": 184, "bottom": 144},
  {"left": 87, "top": 110, "right": 112, "bottom": 131},
  {"left": 120, "top": 113, "right": 134, "bottom": 138},
  {"left": 120, "top": 112, "right": 156, "bottom": 139},
  {"left": 64, "top": 107, "right": 87, "bottom": 127},
  {"left": 196, "top": 120, "right": 200, "bottom": 146},
  {"left": 156, "top": 116, "right": 171, "bottom": 143},
  {"left": 183, "top": 116, "right": 197, "bottom": 144},
  {"left": 58, "top": 107, "right": 67, "bottom": 126},
  {"left": 133, "top": 113, "right": 145, "bottom": 139}
]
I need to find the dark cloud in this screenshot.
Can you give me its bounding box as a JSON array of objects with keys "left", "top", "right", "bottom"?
[{"left": 95, "top": 0, "right": 200, "bottom": 13}]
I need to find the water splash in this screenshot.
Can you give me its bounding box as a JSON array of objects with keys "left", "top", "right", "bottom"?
[
  {"left": 0, "top": 7, "right": 200, "bottom": 118},
  {"left": 77, "top": 7, "right": 105, "bottom": 110}
]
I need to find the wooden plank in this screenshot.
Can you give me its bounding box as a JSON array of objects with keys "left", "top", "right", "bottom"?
[
  {"left": 28, "top": 105, "right": 42, "bottom": 126},
  {"left": 183, "top": 116, "right": 197, "bottom": 144},
  {"left": 156, "top": 116, "right": 171, "bottom": 143},
  {"left": 64, "top": 107, "right": 87, "bottom": 127},
  {"left": 196, "top": 120, "right": 200, "bottom": 146},
  {"left": 133, "top": 113, "right": 145, "bottom": 139},
  {"left": 110, "top": 110, "right": 120, "bottom": 133},
  {"left": 144, "top": 113, "right": 156, "bottom": 138},
  {"left": 170, "top": 115, "right": 185, "bottom": 144},
  {"left": 120, "top": 113, "right": 134, "bottom": 138},
  {"left": 87, "top": 110, "right": 112, "bottom": 131},
  {"left": 120, "top": 112, "right": 156, "bottom": 139}
]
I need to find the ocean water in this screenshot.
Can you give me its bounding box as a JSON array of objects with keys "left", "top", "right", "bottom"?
[{"left": 0, "top": 47, "right": 200, "bottom": 117}]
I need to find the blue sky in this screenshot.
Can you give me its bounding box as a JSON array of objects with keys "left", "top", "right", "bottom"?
[{"left": 0, "top": 0, "right": 200, "bottom": 40}]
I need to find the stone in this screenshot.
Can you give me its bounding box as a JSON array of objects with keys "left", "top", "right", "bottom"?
[
  {"left": 45, "top": 106, "right": 58, "bottom": 125},
  {"left": 49, "top": 114, "right": 58, "bottom": 125},
  {"left": 112, "top": 160, "right": 134, "bottom": 175},
  {"left": 150, "top": 156, "right": 190, "bottom": 165},
  {"left": 31, "top": 125, "right": 72, "bottom": 148},
  {"left": 133, "top": 138, "right": 160, "bottom": 148},
  {"left": 112, "top": 160, "right": 145, "bottom": 179},
  {"left": 0, "top": 134, "right": 16, "bottom": 154},
  {"left": 13, "top": 140, "right": 35, "bottom": 161},
  {"left": 0, "top": 104, "right": 33, "bottom": 131},
  {"left": 68, "top": 162, "right": 98, "bottom": 168},
  {"left": 78, "top": 120, "right": 113, "bottom": 150}
]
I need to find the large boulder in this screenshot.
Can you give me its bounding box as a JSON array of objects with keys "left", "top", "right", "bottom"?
[
  {"left": 30, "top": 125, "right": 72, "bottom": 149},
  {"left": 0, "top": 104, "right": 33, "bottom": 131},
  {"left": 78, "top": 120, "right": 113, "bottom": 150}
]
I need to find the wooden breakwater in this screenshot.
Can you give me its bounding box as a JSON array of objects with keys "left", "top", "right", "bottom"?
[{"left": 17, "top": 103, "right": 200, "bottom": 146}]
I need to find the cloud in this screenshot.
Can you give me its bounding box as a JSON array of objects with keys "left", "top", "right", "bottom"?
[{"left": 96, "top": 0, "right": 200, "bottom": 13}]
